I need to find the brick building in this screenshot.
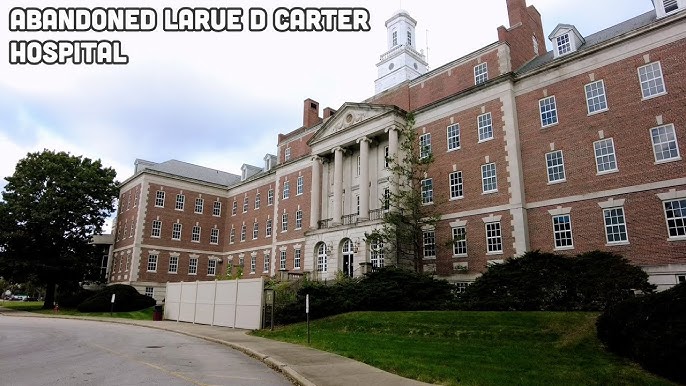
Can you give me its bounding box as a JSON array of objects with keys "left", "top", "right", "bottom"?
[{"left": 110, "top": 0, "right": 686, "bottom": 299}]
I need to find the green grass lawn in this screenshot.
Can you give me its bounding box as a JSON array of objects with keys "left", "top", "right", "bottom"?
[
  {"left": 252, "top": 311, "right": 673, "bottom": 386},
  {"left": 1, "top": 301, "right": 154, "bottom": 320}
]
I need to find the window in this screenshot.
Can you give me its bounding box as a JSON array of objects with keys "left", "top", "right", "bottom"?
[
  {"left": 250, "top": 255, "right": 256, "bottom": 273},
  {"left": 356, "top": 156, "right": 361, "bottom": 177},
  {"left": 407, "top": 30, "right": 412, "bottom": 46},
  {"left": 384, "top": 146, "right": 389, "bottom": 168},
  {"left": 284, "top": 147, "right": 291, "bottom": 161},
  {"left": 546, "top": 150, "right": 566, "bottom": 183},
  {"left": 297, "top": 176, "right": 304, "bottom": 195},
  {"left": 254, "top": 193, "right": 261, "bottom": 209},
  {"left": 283, "top": 182, "right": 290, "bottom": 199},
  {"left": 145, "top": 287, "right": 154, "bottom": 297},
  {"left": 266, "top": 219, "right": 272, "bottom": 237},
  {"left": 268, "top": 189, "right": 274, "bottom": 205},
  {"left": 585, "top": 80, "right": 608, "bottom": 114},
  {"left": 191, "top": 226, "right": 201, "bottom": 242},
  {"left": 282, "top": 213, "right": 288, "bottom": 232},
  {"left": 556, "top": 33, "right": 571, "bottom": 55},
  {"left": 175, "top": 194, "right": 185, "bottom": 210},
  {"left": 421, "top": 178, "right": 433, "bottom": 204},
  {"left": 133, "top": 190, "right": 138, "bottom": 207},
  {"left": 317, "top": 243, "right": 328, "bottom": 272},
  {"left": 168, "top": 255, "right": 178, "bottom": 273},
  {"left": 280, "top": 251, "right": 287, "bottom": 270},
  {"left": 296, "top": 210, "right": 303, "bottom": 229},
  {"left": 232, "top": 200, "right": 237, "bottom": 216},
  {"left": 552, "top": 214, "right": 574, "bottom": 249},
  {"left": 482, "top": 163, "right": 498, "bottom": 193},
  {"left": 638, "top": 62, "right": 666, "bottom": 99},
  {"left": 294, "top": 249, "right": 301, "bottom": 269},
  {"left": 210, "top": 228, "right": 219, "bottom": 245},
  {"left": 252, "top": 222, "right": 259, "bottom": 239},
  {"left": 478, "top": 112, "right": 493, "bottom": 142},
  {"left": 420, "top": 133, "right": 432, "bottom": 159},
  {"left": 449, "top": 171, "right": 463, "bottom": 200},
  {"left": 604, "top": 207, "right": 628, "bottom": 244},
  {"left": 263, "top": 253, "right": 270, "bottom": 273},
  {"left": 533, "top": 35, "right": 539, "bottom": 55},
  {"left": 594, "top": 138, "right": 618, "bottom": 174},
  {"left": 356, "top": 195, "right": 360, "bottom": 215},
  {"left": 383, "top": 188, "right": 391, "bottom": 211},
  {"left": 147, "top": 254, "right": 158, "bottom": 272},
  {"left": 447, "top": 124, "right": 460, "bottom": 151},
  {"left": 243, "top": 196, "right": 248, "bottom": 213},
  {"left": 151, "top": 220, "right": 161, "bottom": 238},
  {"left": 129, "top": 222, "right": 134, "bottom": 238},
  {"left": 207, "top": 259, "right": 217, "bottom": 276},
  {"left": 539, "top": 96, "right": 558, "bottom": 127},
  {"left": 371, "top": 240, "right": 385, "bottom": 268},
  {"left": 664, "top": 199, "right": 686, "bottom": 239},
  {"left": 189, "top": 257, "right": 198, "bottom": 275},
  {"left": 194, "top": 198, "right": 204, "bottom": 214},
  {"left": 240, "top": 224, "right": 246, "bottom": 241},
  {"left": 172, "top": 223, "right": 182, "bottom": 240},
  {"left": 485, "top": 222, "right": 503, "bottom": 253},
  {"left": 455, "top": 282, "right": 469, "bottom": 294},
  {"left": 474, "top": 63, "right": 488, "bottom": 85},
  {"left": 392, "top": 30, "right": 397, "bottom": 46},
  {"left": 678, "top": 274, "right": 686, "bottom": 283},
  {"left": 155, "top": 191, "right": 165, "bottom": 207},
  {"left": 423, "top": 231, "right": 436, "bottom": 259},
  {"left": 664, "top": 0, "right": 680, "bottom": 12},
  {"left": 213, "top": 201, "right": 221, "bottom": 217},
  {"left": 651, "top": 124, "right": 681, "bottom": 163},
  {"left": 229, "top": 227, "right": 235, "bottom": 244},
  {"left": 452, "top": 227, "right": 467, "bottom": 256}
]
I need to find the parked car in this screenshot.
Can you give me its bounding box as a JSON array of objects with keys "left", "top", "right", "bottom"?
[{"left": 10, "top": 295, "right": 28, "bottom": 301}]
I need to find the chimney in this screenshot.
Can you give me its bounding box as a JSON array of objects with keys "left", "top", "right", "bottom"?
[
  {"left": 323, "top": 107, "right": 337, "bottom": 119},
  {"left": 303, "top": 98, "right": 321, "bottom": 128},
  {"left": 506, "top": 0, "right": 527, "bottom": 27}
]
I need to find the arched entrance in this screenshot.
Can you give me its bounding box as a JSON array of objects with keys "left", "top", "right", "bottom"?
[{"left": 341, "top": 239, "right": 354, "bottom": 277}]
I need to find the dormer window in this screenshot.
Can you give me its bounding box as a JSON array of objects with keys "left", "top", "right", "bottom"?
[
  {"left": 655, "top": 0, "right": 684, "bottom": 17},
  {"left": 549, "top": 24, "right": 585, "bottom": 59},
  {"left": 241, "top": 166, "right": 247, "bottom": 181},
  {"left": 664, "top": 0, "right": 679, "bottom": 12},
  {"left": 556, "top": 34, "right": 571, "bottom": 56}
]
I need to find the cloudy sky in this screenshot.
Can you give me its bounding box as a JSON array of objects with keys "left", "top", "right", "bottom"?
[{"left": 1, "top": 0, "right": 654, "bottom": 207}]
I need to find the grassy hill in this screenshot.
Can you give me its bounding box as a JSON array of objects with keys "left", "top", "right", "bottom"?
[{"left": 252, "top": 311, "right": 674, "bottom": 385}]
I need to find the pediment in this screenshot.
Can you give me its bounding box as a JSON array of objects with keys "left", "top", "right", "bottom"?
[{"left": 308, "top": 102, "right": 404, "bottom": 146}]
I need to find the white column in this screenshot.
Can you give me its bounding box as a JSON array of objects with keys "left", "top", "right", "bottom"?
[
  {"left": 357, "top": 137, "right": 371, "bottom": 220},
  {"left": 310, "top": 155, "right": 322, "bottom": 229},
  {"left": 332, "top": 147, "right": 344, "bottom": 225}
]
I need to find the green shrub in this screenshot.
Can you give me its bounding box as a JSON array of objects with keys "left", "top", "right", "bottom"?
[
  {"left": 597, "top": 282, "right": 686, "bottom": 384},
  {"left": 77, "top": 284, "right": 155, "bottom": 312},
  {"left": 58, "top": 287, "right": 96, "bottom": 308}
]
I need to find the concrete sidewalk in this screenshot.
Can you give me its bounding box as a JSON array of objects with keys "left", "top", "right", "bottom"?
[{"left": 0, "top": 307, "right": 430, "bottom": 386}]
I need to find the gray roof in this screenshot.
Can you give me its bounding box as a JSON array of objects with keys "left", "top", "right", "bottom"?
[
  {"left": 517, "top": 10, "right": 657, "bottom": 75},
  {"left": 144, "top": 159, "right": 241, "bottom": 187}
]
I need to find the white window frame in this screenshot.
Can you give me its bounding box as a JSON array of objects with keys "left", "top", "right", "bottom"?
[
  {"left": 212, "top": 201, "right": 221, "bottom": 217},
  {"left": 664, "top": 199, "right": 686, "bottom": 240},
  {"left": 207, "top": 259, "right": 217, "bottom": 276},
  {"left": 552, "top": 214, "right": 574, "bottom": 250},
  {"left": 317, "top": 243, "right": 327, "bottom": 272},
  {"left": 255, "top": 193, "right": 261, "bottom": 209},
  {"left": 189, "top": 257, "right": 198, "bottom": 275},
  {"left": 210, "top": 228, "right": 219, "bottom": 245},
  {"left": 419, "top": 133, "right": 432, "bottom": 159},
  {"left": 232, "top": 200, "right": 237, "bottom": 216},
  {"left": 423, "top": 231, "right": 436, "bottom": 259},
  {"left": 556, "top": 33, "right": 571, "bottom": 56},
  {"left": 242, "top": 196, "right": 249, "bottom": 213},
  {"left": 145, "top": 287, "right": 154, "bottom": 298},
  {"left": 175, "top": 194, "right": 185, "bottom": 211},
  {"left": 296, "top": 210, "right": 303, "bottom": 229},
  {"left": 294, "top": 249, "right": 301, "bottom": 270},
  {"left": 268, "top": 189, "right": 274, "bottom": 205},
  {"left": 474, "top": 62, "right": 488, "bottom": 85},
  {"left": 421, "top": 178, "right": 433, "bottom": 204},
  {"left": 284, "top": 147, "right": 291, "bottom": 161},
  {"left": 147, "top": 254, "right": 158, "bottom": 272},
  {"left": 638, "top": 61, "right": 667, "bottom": 99},
  {"left": 481, "top": 163, "right": 498, "bottom": 193},
  {"left": 191, "top": 225, "right": 201, "bottom": 243},
  {"left": 539, "top": 96, "right": 558, "bottom": 127},
  {"left": 449, "top": 171, "right": 463, "bottom": 200},
  {"left": 172, "top": 223, "right": 182, "bottom": 241},
  {"left": 283, "top": 181, "right": 290, "bottom": 199},
  {"left": 280, "top": 250, "right": 287, "bottom": 270},
  {"left": 263, "top": 253, "right": 270, "bottom": 273},
  {"left": 452, "top": 226, "right": 467, "bottom": 257},
  {"left": 229, "top": 227, "right": 235, "bottom": 244},
  {"left": 296, "top": 176, "right": 304, "bottom": 195},
  {"left": 240, "top": 224, "right": 246, "bottom": 242},
  {"left": 168, "top": 255, "right": 178, "bottom": 274},
  {"left": 485, "top": 221, "right": 503, "bottom": 254},
  {"left": 155, "top": 191, "right": 165, "bottom": 207},
  {"left": 250, "top": 255, "right": 256, "bottom": 273},
  {"left": 151, "top": 220, "right": 162, "bottom": 238},
  {"left": 266, "top": 219, "right": 273, "bottom": 237},
  {"left": 650, "top": 124, "right": 681, "bottom": 163},
  {"left": 545, "top": 150, "right": 566, "bottom": 184},
  {"left": 370, "top": 240, "right": 385, "bottom": 268},
  {"left": 384, "top": 146, "right": 389, "bottom": 168},
  {"left": 194, "top": 198, "right": 204, "bottom": 214},
  {"left": 253, "top": 222, "right": 259, "bottom": 239},
  {"left": 447, "top": 124, "right": 460, "bottom": 151},
  {"left": 282, "top": 213, "right": 288, "bottom": 232},
  {"left": 478, "top": 112, "right": 493, "bottom": 142},
  {"left": 585, "top": 80, "right": 608, "bottom": 115},
  {"left": 594, "top": 138, "right": 618, "bottom": 174},
  {"left": 383, "top": 188, "right": 391, "bottom": 212},
  {"left": 603, "top": 207, "right": 629, "bottom": 245}
]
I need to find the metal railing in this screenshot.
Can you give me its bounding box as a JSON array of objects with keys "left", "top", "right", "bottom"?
[{"left": 342, "top": 214, "right": 358, "bottom": 226}]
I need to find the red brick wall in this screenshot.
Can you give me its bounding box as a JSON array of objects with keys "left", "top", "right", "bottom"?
[
  {"left": 113, "top": 184, "right": 141, "bottom": 249},
  {"left": 275, "top": 168, "right": 312, "bottom": 242}
]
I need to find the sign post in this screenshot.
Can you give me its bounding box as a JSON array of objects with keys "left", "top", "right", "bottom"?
[
  {"left": 306, "top": 294, "right": 310, "bottom": 345},
  {"left": 110, "top": 293, "right": 116, "bottom": 316}
]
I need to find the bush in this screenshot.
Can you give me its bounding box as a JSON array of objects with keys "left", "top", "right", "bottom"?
[
  {"left": 459, "top": 251, "right": 654, "bottom": 311},
  {"left": 77, "top": 284, "right": 155, "bottom": 312},
  {"left": 597, "top": 282, "right": 686, "bottom": 383},
  {"left": 58, "top": 287, "right": 96, "bottom": 308}
]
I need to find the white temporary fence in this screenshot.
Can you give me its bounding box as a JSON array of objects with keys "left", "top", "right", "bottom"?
[{"left": 164, "top": 278, "right": 264, "bottom": 330}]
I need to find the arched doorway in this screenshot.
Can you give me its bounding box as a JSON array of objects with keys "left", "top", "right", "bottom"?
[{"left": 341, "top": 239, "right": 354, "bottom": 277}]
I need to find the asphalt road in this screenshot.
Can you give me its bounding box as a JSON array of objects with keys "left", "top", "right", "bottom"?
[{"left": 0, "top": 317, "right": 292, "bottom": 386}]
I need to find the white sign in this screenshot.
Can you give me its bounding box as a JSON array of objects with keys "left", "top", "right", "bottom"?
[
  {"left": 111, "top": 294, "right": 116, "bottom": 303},
  {"left": 306, "top": 294, "right": 309, "bottom": 314}
]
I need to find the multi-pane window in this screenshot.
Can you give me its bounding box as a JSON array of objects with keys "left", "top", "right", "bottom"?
[
  {"left": 556, "top": 33, "right": 571, "bottom": 55},
  {"left": 168, "top": 255, "right": 178, "bottom": 273},
  {"left": 172, "top": 223, "right": 182, "bottom": 240},
  {"left": 194, "top": 198, "right": 204, "bottom": 214},
  {"left": 594, "top": 138, "right": 618, "bottom": 173},
  {"left": 604, "top": 207, "right": 628, "bottom": 244},
  {"left": 155, "top": 191, "right": 165, "bottom": 207},
  {"left": 651, "top": 124, "right": 681, "bottom": 162},
  {"left": 638, "top": 62, "right": 666, "bottom": 99},
  {"left": 191, "top": 226, "right": 201, "bottom": 242},
  {"left": 145, "top": 287, "right": 154, "bottom": 297},
  {"left": 452, "top": 227, "right": 467, "bottom": 256},
  {"left": 664, "top": 0, "right": 680, "bottom": 12},
  {"left": 280, "top": 251, "right": 287, "bottom": 270},
  {"left": 407, "top": 30, "right": 412, "bottom": 46},
  {"left": 421, "top": 178, "right": 433, "bottom": 204},
  {"left": 283, "top": 182, "right": 290, "bottom": 199},
  {"left": 356, "top": 195, "right": 360, "bottom": 215},
  {"left": 539, "top": 96, "right": 558, "bottom": 127},
  {"left": 420, "top": 133, "right": 432, "bottom": 159},
  {"left": 383, "top": 188, "right": 391, "bottom": 211},
  {"left": 284, "top": 147, "right": 291, "bottom": 161},
  {"left": 447, "top": 124, "right": 460, "bottom": 151},
  {"left": 482, "top": 163, "right": 498, "bottom": 193},
  {"left": 250, "top": 255, "right": 256, "bottom": 273},
  {"left": 266, "top": 219, "right": 273, "bottom": 237},
  {"left": 296, "top": 210, "right": 303, "bottom": 229},
  {"left": 317, "top": 243, "right": 327, "bottom": 272},
  {"left": 210, "top": 228, "right": 219, "bottom": 244},
  {"left": 546, "top": 150, "right": 566, "bottom": 183},
  {"left": 133, "top": 190, "right": 138, "bottom": 207},
  {"left": 552, "top": 214, "right": 574, "bottom": 249},
  {"left": 213, "top": 201, "right": 221, "bottom": 216},
  {"left": 294, "top": 249, "right": 301, "bottom": 269},
  {"left": 255, "top": 193, "right": 261, "bottom": 209},
  {"left": 123, "top": 221, "right": 128, "bottom": 238},
  {"left": 242, "top": 196, "right": 248, "bottom": 213},
  {"left": 189, "top": 257, "right": 198, "bottom": 275},
  {"left": 664, "top": 199, "right": 686, "bottom": 239},
  {"left": 474, "top": 63, "right": 488, "bottom": 85},
  {"left": 485, "top": 222, "right": 503, "bottom": 253},
  {"left": 253, "top": 222, "right": 259, "bottom": 239},
  {"left": 384, "top": 146, "right": 389, "bottom": 168},
  {"left": 147, "top": 254, "right": 158, "bottom": 272},
  {"left": 357, "top": 156, "right": 361, "bottom": 176},
  {"left": 129, "top": 222, "right": 134, "bottom": 238},
  {"left": 151, "top": 220, "right": 162, "bottom": 238},
  {"left": 282, "top": 213, "right": 289, "bottom": 232},
  {"left": 263, "top": 253, "right": 270, "bottom": 273},
  {"left": 175, "top": 194, "right": 185, "bottom": 210},
  {"left": 232, "top": 200, "right": 237, "bottom": 215},
  {"left": 229, "top": 227, "right": 235, "bottom": 244},
  {"left": 423, "top": 231, "right": 436, "bottom": 259},
  {"left": 449, "top": 171, "right": 463, "bottom": 200},
  {"left": 207, "top": 259, "right": 217, "bottom": 276},
  {"left": 585, "top": 80, "right": 608, "bottom": 114},
  {"left": 268, "top": 189, "right": 274, "bottom": 205},
  {"left": 297, "top": 176, "right": 304, "bottom": 195},
  {"left": 371, "top": 240, "right": 385, "bottom": 268},
  {"left": 392, "top": 30, "right": 398, "bottom": 46},
  {"left": 478, "top": 112, "right": 493, "bottom": 142},
  {"left": 240, "top": 224, "right": 246, "bottom": 241}
]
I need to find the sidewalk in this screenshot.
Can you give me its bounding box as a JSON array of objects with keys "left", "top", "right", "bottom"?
[{"left": 0, "top": 307, "right": 430, "bottom": 386}]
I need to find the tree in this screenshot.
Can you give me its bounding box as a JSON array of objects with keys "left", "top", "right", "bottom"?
[
  {"left": 366, "top": 113, "right": 441, "bottom": 272},
  {"left": 0, "top": 150, "right": 118, "bottom": 309}
]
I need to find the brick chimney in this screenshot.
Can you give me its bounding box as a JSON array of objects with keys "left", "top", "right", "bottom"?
[
  {"left": 323, "top": 107, "right": 337, "bottom": 119},
  {"left": 498, "top": 0, "right": 545, "bottom": 71},
  {"left": 506, "top": 0, "right": 527, "bottom": 27},
  {"left": 303, "top": 98, "right": 322, "bottom": 128}
]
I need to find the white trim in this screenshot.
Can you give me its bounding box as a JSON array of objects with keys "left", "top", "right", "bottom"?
[{"left": 598, "top": 198, "right": 626, "bottom": 209}]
